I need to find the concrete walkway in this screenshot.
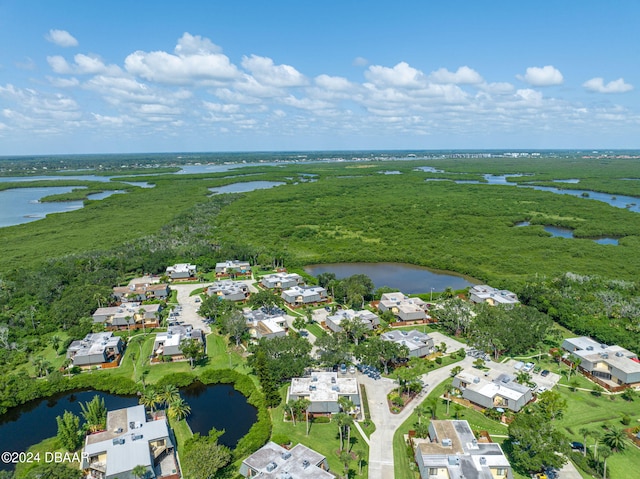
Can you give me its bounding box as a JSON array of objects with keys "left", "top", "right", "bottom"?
[{"left": 361, "top": 356, "right": 474, "bottom": 479}]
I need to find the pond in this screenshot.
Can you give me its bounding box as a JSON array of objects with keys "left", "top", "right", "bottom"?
[
  {"left": 0, "top": 383, "right": 256, "bottom": 470},
  {"left": 304, "top": 262, "right": 478, "bottom": 294},
  {"left": 209, "top": 181, "right": 285, "bottom": 194}
]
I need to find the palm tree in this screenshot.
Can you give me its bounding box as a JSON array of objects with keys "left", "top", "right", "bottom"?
[
  {"left": 591, "top": 429, "right": 603, "bottom": 460},
  {"left": 415, "top": 402, "right": 429, "bottom": 425},
  {"left": 167, "top": 397, "right": 191, "bottom": 421},
  {"left": 450, "top": 365, "right": 463, "bottom": 377},
  {"left": 132, "top": 464, "right": 148, "bottom": 479},
  {"left": 599, "top": 445, "right": 612, "bottom": 479},
  {"left": 603, "top": 428, "right": 628, "bottom": 453},
  {"left": 339, "top": 450, "right": 351, "bottom": 478},
  {"left": 287, "top": 399, "right": 298, "bottom": 426},
  {"left": 444, "top": 384, "right": 455, "bottom": 415},
  {"left": 159, "top": 384, "right": 180, "bottom": 409},
  {"left": 355, "top": 449, "right": 366, "bottom": 475},
  {"left": 139, "top": 387, "right": 160, "bottom": 413},
  {"left": 298, "top": 398, "right": 311, "bottom": 435},
  {"left": 343, "top": 414, "right": 354, "bottom": 451},
  {"left": 426, "top": 396, "right": 438, "bottom": 420},
  {"left": 334, "top": 413, "right": 349, "bottom": 451},
  {"left": 50, "top": 335, "right": 61, "bottom": 355},
  {"left": 578, "top": 427, "right": 590, "bottom": 457},
  {"left": 338, "top": 396, "right": 355, "bottom": 415},
  {"left": 138, "top": 307, "right": 147, "bottom": 333}
]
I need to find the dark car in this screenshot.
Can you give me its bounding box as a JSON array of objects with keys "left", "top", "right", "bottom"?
[
  {"left": 541, "top": 369, "right": 550, "bottom": 377},
  {"left": 570, "top": 441, "right": 585, "bottom": 451}
]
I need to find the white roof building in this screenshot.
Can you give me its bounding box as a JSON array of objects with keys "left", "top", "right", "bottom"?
[
  {"left": 240, "top": 442, "right": 334, "bottom": 478},
  {"left": 82, "top": 405, "right": 179, "bottom": 479},
  {"left": 469, "top": 285, "right": 519, "bottom": 306},
  {"left": 378, "top": 292, "right": 428, "bottom": 321},
  {"left": 325, "top": 309, "right": 380, "bottom": 333},
  {"left": 287, "top": 372, "right": 360, "bottom": 415}
]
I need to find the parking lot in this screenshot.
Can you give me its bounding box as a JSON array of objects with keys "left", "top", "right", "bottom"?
[{"left": 483, "top": 358, "right": 561, "bottom": 392}]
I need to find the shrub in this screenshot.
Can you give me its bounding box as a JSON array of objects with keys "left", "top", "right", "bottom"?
[
  {"left": 435, "top": 357, "right": 443, "bottom": 364},
  {"left": 314, "top": 416, "right": 331, "bottom": 424},
  {"left": 271, "top": 434, "right": 291, "bottom": 446},
  {"left": 621, "top": 414, "right": 631, "bottom": 425}
]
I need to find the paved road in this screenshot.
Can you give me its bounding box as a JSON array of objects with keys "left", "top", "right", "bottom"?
[
  {"left": 170, "top": 283, "right": 213, "bottom": 333},
  {"left": 362, "top": 355, "right": 475, "bottom": 479}
]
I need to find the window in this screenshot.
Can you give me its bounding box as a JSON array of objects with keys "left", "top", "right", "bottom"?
[
  {"left": 496, "top": 468, "right": 506, "bottom": 475},
  {"left": 428, "top": 467, "right": 438, "bottom": 475}
]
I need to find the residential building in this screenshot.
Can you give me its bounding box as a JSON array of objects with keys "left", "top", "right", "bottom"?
[
  {"left": 207, "top": 280, "right": 250, "bottom": 301},
  {"left": 244, "top": 307, "right": 288, "bottom": 340},
  {"left": 113, "top": 282, "right": 170, "bottom": 302},
  {"left": 380, "top": 329, "right": 434, "bottom": 358},
  {"left": 66, "top": 332, "right": 124, "bottom": 368},
  {"left": 261, "top": 272, "right": 304, "bottom": 289},
  {"left": 561, "top": 337, "right": 640, "bottom": 388},
  {"left": 452, "top": 370, "right": 533, "bottom": 412},
  {"left": 215, "top": 260, "right": 251, "bottom": 276},
  {"left": 468, "top": 285, "right": 519, "bottom": 306},
  {"left": 378, "top": 292, "right": 427, "bottom": 321},
  {"left": 165, "top": 263, "right": 196, "bottom": 280},
  {"left": 325, "top": 309, "right": 380, "bottom": 333},
  {"left": 239, "top": 441, "right": 334, "bottom": 479},
  {"left": 287, "top": 371, "right": 361, "bottom": 416},
  {"left": 281, "top": 286, "right": 328, "bottom": 306},
  {"left": 152, "top": 325, "right": 203, "bottom": 360},
  {"left": 414, "top": 420, "right": 513, "bottom": 479},
  {"left": 82, "top": 405, "right": 180, "bottom": 479},
  {"left": 92, "top": 302, "right": 162, "bottom": 330}
]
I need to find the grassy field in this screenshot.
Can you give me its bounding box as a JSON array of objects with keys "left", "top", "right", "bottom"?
[{"left": 270, "top": 395, "right": 369, "bottom": 478}]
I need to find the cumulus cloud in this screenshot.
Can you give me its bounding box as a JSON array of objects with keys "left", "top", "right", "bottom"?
[
  {"left": 365, "top": 62, "right": 426, "bottom": 88},
  {"left": 314, "top": 74, "right": 353, "bottom": 91},
  {"left": 430, "top": 66, "right": 483, "bottom": 84},
  {"left": 46, "top": 29, "right": 78, "bottom": 47},
  {"left": 125, "top": 33, "right": 239, "bottom": 84},
  {"left": 47, "top": 54, "right": 121, "bottom": 76},
  {"left": 241, "top": 55, "right": 307, "bottom": 87},
  {"left": 174, "top": 32, "right": 222, "bottom": 55},
  {"left": 517, "top": 65, "right": 563, "bottom": 86},
  {"left": 583, "top": 77, "right": 633, "bottom": 93}
]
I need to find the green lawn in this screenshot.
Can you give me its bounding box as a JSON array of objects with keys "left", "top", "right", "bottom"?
[
  {"left": 305, "top": 322, "right": 327, "bottom": 338},
  {"left": 392, "top": 379, "right": 514, "bottom": 479},
  {"left": 555, "top": 386, "right": 640, "bottom": 479},
  {"left": 270, "top": 398, "right": 369, "bottom": 478}
]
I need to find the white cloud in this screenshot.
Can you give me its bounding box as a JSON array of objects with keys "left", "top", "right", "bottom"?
[
  {"left": 125, "top": 33, "right": 239, "bottom": 85},
  {"left": 241, "top": 55, "right": 307, "bottom": 87},
  {"left": 47, "top": 55, "right": 73, "bottom": 74},
  {"left": 353, "top": 56, "right": 369, "bottom": 67},
  {"left": 174, "top": 32, "right": 222, "bottom": 55},
  {"left": 46, "top": 29, "right": 78, "bottom": 47},
  {"left": 16, "top": 57, "right": 36, "bottom": 71},
  {"left": 517, "top": 65, "right": 564, "bottom": 86},
  {"left": 47, "top": 76, "right": 80, "bottom": 88},
  {"left": 583, "top": 77, "right": 633, "bottom": 93},
  {"left": 430, "top": 66, "right": 483, "bottom": 84},
  {"left": 314, "top": 74, "right": 353, "bottom": 91},
  {"left": 365, "top": 62, "right": 426, "bottom": 88}
]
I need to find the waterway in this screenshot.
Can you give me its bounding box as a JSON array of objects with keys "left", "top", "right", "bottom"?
[
  {"left": 0, "top": 383, "right": 257, "bottom": 470},
  {"left": 304, "top": 262, "right": 478, "bottom": 294},
  {"left": 514, "top": 222, "right": 619, "bottom": 245},
  {"left": 209, "top": 181, "right": 285, "bottom": 194}
]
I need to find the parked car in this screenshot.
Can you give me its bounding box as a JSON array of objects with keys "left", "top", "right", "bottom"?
[
  {"left": 194, "top": 297, "right": 201, "bottom": 303},
  {"left": 349, "top": 365, "right": 356, "bottom": 374},
  {"left": 541, "top": 369, "right": 550, "bottom": 377},
  {"left": 570, "top": 441, "right": 585, "bottom": 452},
  {"left": 523, "top": 362, "right": 535, "bottom": 372},
  {"left": 537, "top": 386, "right": 548, "bottom": 394},
  {"left": 340, "top": 363, "right": 347, "bottom": 374}
]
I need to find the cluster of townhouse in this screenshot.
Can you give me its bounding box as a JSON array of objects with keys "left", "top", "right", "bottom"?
[
  {"left": 452, "top": 370, "right": 533, "bottom": 412},
  {"left": 562, "top": 336, "right": 640, "bottom": 389},
  {"left": 243, "top": 306, "right": 288, "bottom": 340}
]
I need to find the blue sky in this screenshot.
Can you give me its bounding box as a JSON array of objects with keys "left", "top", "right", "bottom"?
[{"left": 0, "top": 0, "right": 638, "bottom": 154}]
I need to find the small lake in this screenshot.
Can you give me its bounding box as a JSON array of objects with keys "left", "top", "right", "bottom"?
[
  {"left": 0, "top": 384, "right": 256, "bottom": 470},
  {"left": 304, "top": 262, "right": 478, "bottom": 294},
  {"left": 209, "top": 181, "right": 285, "bottom": 194}
]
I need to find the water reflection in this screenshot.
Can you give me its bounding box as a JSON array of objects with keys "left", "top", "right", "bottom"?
[{"left": 304, "top": 262, "right": 477, "bottom": 294}]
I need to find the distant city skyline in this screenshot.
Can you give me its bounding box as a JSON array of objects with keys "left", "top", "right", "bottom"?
[{"left": 0, "top": 1, "right": 638, "bottom": 155}]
